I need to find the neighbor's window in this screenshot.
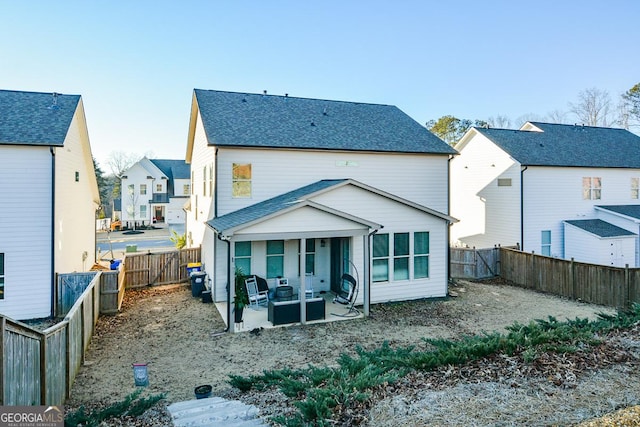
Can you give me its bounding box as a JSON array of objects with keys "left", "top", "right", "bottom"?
[
  {"left": 0, "top": 253, "right": 4, "bottom": 300},
  {"left": 235, "top": 241, "right": 252, "bottom": 275},
  {"left": 582, "top": 177, "right": 601, "bottom": 200},
  {"left": 632, "top": 178, "right": 639, "bottom": 199},
  {"left": 203, "top": 166, "right": 207, "bottom": 196},
  {"left": 414, "top": 232, "right": 430, "bottom": 279},
  {"left": 127, "top": 184, "right": 134, "bottom": 195},
  {"left": 266, "top": 240, "right": 284, "bottom": 278},
  {"left": 298, "top": 239, "right": 315, "bottom": 275},
  {"left": 541, "top": 230, "right": 551, "bottom": 256},
  {"left": 183, "top": 184, "right": 190, "bottom": 195},
  {"left": 156, "top": 183, "right": 162, "bottom": 192},
  {"left": 232, "top": 163, "right": 252, "bottom": 198},
  {"left": 140, "top": 205, "right": 147, "bottom": 218},
  {"left": 209, "top": 164, "right": 214, "bottom": 196},
  {"left": 497, "top": 178, "right": 512, "bottom": 187},
  {"left": 191, "top": 171, "right": 194, "bottom": 195},
  {"left": 372, "top": 234, "right": 389, "bottom": 282},
  {"left": 393, "top": 233, "right": 410, "bottom": 281},
  {"left": 140, "top": 184, "right": 147, "bottom": 195}
]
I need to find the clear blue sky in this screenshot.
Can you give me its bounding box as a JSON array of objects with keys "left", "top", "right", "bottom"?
[{"left": 2, "top": 0, "right": 638, "bottom": 171}]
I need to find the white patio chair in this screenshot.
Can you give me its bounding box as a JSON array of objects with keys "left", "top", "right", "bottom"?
[
  {"left": 304, "top": 274, "right": 314, "bottom": 298},
  {"left": 245, "top": 277, "right": 269, "bottom": 308}
]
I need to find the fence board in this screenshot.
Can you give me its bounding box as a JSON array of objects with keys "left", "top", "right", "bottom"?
[
  {"left": 122, "top": 247, "right": 201, "bottom": 288},
  {"left": 450, "top": 247, "right": 500, "bottom": 279},
  {"left": 500, "top": 247, "right": 640, "bottom": 309},
  {"left": 3, "top": 320, "right": 41, "bottom": 405}
]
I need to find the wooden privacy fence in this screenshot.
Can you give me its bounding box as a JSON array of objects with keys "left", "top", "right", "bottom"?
[
  {"left": 500, "top": 247, "right": 640, "bottom": 309},
  {"left": 1, "top": 272, "right": 103, "bottom": 406},
  {"left": 122, "top": 247, "right": 201, "bottom": 288},
  {"left": 450, "top": 246, "right": 501, "bottom": 279}
]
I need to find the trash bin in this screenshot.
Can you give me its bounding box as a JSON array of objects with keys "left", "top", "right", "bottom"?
[
  {"left": 110, "top": 259, "right": 122, "bottom": 270},
  {"left": 187, "top": 262, "right": 202, "bottom": 276},
  {"left": 190, "top": 272, "right": 206, "bottom": 297}
]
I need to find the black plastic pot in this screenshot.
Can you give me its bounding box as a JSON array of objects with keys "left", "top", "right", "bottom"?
[
  {"left": 194, "top": 384, "right": 212, "bottom": 399},
  {"left": 234, "top": 306, "right": 244, "bottom": 323}
]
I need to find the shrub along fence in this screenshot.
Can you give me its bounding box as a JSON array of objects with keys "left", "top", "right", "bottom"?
[
  {"left": 121, "top": 247, "right": 201, "bottom": 288},
  {"left": 499, "top": 247, "right": 640, "bottom": 310}
]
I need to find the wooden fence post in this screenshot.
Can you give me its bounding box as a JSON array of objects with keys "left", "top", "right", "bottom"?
[
  {"left": 570, "top": 258, "right": 576, "bottom": 300},
  {"left": 625, "top": 264, "right": 630, "bottom": 310}
]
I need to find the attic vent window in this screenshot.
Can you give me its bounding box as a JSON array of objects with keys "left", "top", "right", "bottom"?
[{"left": 497, "top": 178, "right": 511, "bottom": 187}]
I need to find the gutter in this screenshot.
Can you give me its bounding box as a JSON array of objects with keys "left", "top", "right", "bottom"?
[
  {"left": 214, "top": 148, "right": 219, "bottom": 218},
  {"left": 50, "top": 147, "right": 56, "bottom": 318},
  {"left": 520, "top": 166, "right": 528, "bottom": 250}
]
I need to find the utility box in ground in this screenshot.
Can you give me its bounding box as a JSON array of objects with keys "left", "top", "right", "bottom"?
[
  {"left": 190, "top": 272, "right": 206, "bottom": 297},
  {"left": 126, "top": 244, "right": 137, "bottom": 253}
]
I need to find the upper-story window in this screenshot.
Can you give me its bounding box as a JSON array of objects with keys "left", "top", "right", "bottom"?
[
  {"left": 140, "top": 184, "right": 147, "bottom": 195},
  {"left": 156, "top": 184, "right": 162, "bottom": 192},
  {"left": 209, "top": 164, "right": 214, "bottom": 196},
  {"left": 183, "top": 184, "right": 190, "bottom": 195},
  {"left": 232, "top": 163, "right": 252, "bottom": 198},
  {"left": 191, "top": 172, "right": 194, "bottom": 195},
  {"left": 203, "top": 166, "right": 207, "bottom": 196},
  {"left": 632, "top": 178, "right": 639, "bottom": 199},
  {"left": 127, "top": 184, "right": 134, "bottom": 195},
  {"left": 582, "top": 177, "right": 601, "bottom": 200}
]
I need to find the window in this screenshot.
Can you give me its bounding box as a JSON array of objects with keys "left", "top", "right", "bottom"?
[
  {"left": 140, "top": 205, "right": 147, "bottom": 218},
  {"left": 497, "top": 178, "right": 512, "bottom": 187},
  {"left": 156, "top": 184, "right": 162, "bottom": 192},
  {"left": 372, "top": 234, "right": 389, "bottom": 282},
  {"left": 414, "top": 232, "right": 430, "bottom": 279},
  {"left": 140, "top": 184, "right": 147, "bottom": 195},
  {"left": 209, "top": 164, "right": 213, "bottom": 196},
  {"left": 232, "top": 163, "right": 252, "bottom": 198},
  {"left": 394, "top": 233, "right": 410, "bottom": 280},
  {"left": 75, "top": 171, "right": 79, "bottom": 182},
  {"left": 373, "top": 232, "right": 430, "bottom": 282},
  {"left": 266, "top": 240, "right": 284, "bottom": 278},
  {"left": 203, "top": 166, "right": 207, "bottom": 195},
  {"left": 582, "top": 177, "right": 601, "bottom": 200},
  {"left": 632, "top": 178, "right": 639, "bottom": 199},
  {"left": 299, "top": 239, "right": 315, "bottom": 275},
  {"left": 127, "top": 184, "right": 134, "bottom": 195},
  {"left": 184, "top": 184, "right": 190, "bottom": 195},
  {"left": 541, "top": 230, "right": 551, "bottom": 256},
  {"left": 0, "top": 253, "right": 4, "bottom": 300},
  {"left": 235, "top": 242, "right": 251, "bottom": 275},
  {"left": 191, "top": 171, "right": 194, "bottom": 195}
]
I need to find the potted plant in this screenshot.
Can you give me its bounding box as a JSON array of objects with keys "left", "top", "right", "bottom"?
[{"left": 234, "top": 267, "right": 249, "bottom": 323}]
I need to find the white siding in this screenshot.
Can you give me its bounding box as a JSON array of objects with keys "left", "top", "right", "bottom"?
[
  {"left": 166, "top": 197, "right": 187, "bottom": 224},
  {"left": 450, "top": 132, "right": 521, "bottom": 248},
  {"left": 54, "top": 106, "right": 99, "bottom": 275},
  {"left": 0, "top": 146, "right": 53, "bottom": 319},
  {"left": 121, "top": 163, "right": 153, "bottom": 225},
  {"left": 185, "top": 112, "right": 216, "bottom": 248},
  {"left": 564, "top": 223, "right": 636, "bottom": 267},
  {"left": 522, "top": 167, "right": 640, "bottom": 257},
  {"left": 216, "top": 147, "right": 450, "bottom": 216}
]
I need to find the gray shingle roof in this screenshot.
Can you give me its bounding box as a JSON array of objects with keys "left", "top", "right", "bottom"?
[
  {"left": 208, "top": 179, "right": 347, "bottom": 233},
  {"left": 474, "top": 122, "right": 640, "bottom": 168},
  {"left": 564, "top": 219, "right": 637, "bottom": 238},
  {"left": 194, "top": 89, "right": 456, "bottom": 155},
  {"left": 596, "top": 205, "right": 640, "bottom": 220},
  {"left": 0, "top": 89, "right": 80, "bottom": 146},
  {"left": 149, "top": 159, "right": 190, "bottom": 179}
]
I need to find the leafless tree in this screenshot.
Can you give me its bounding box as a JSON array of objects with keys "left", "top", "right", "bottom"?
[
  {"left": 569, "top": 88, "right": 613, "bottom": 127},
  {"left": 514, "top": 113, "right": 545, "bottom": 127},
  {"left": 487, "top": 115, "right": 512, "bottom": 129},
  {"left": 107, "top": 151, "right": 140, "bottom": 178},
  {"left": 545, "top": 109, "right": 567, "bottom": 124}
]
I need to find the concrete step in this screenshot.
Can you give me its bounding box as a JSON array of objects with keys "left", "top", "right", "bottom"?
[{"left": 168, "top": 396, "right": 268, "bottom": 427}]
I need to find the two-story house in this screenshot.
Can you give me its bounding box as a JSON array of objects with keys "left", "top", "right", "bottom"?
[
  {"left": 450, "top": 122, "right": 640, "bottom": 267},
  {"left": 184, "top": 89, "right": 457, "bottom": 330},
  {"left": 120, "top": 157, "right": 190, "bottom": 228},
  {"left": 0, "top": 89, "right": 100, "bottom": 320}
]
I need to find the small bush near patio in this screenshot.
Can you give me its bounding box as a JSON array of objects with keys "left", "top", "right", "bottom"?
[{"left": 228, "top": 304, "right": 640, "bottom": 426}]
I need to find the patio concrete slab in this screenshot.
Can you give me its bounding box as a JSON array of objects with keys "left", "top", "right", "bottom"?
[{"left": 167, "top": 396, "right": 267, "bottom": 426}]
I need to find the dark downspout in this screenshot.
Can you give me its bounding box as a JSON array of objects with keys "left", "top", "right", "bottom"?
[
  {"left": 520, "top": 166, "right": 528, "bottom": 250},
  {"left": 217, "top": 234, "right": 231, "bottom": 333},
  {"left": 447, "top": 154, "right": 454, "bottom": 284},
  {"left": 214, "top": 148, "right": 219, "bottom": 218},
  {"left": 50, "top": 147, "right": 56, "bottom": 318}
]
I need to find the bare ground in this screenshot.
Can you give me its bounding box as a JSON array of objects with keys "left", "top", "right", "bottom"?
[{"left": 65, "top": 279, "right": 640, "bottom": 426}]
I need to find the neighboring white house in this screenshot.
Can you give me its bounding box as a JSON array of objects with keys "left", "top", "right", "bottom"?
[
  {"left": 120, "top": 157, "right": 190, "bottom": 227},
  {"left": 184, "top": 89, "right": 457, "bottom": 331},
  {"left": 0, "top": 89, "right": 100, "bottom": 320},
  {"left": 450, "top": 121, "right": 640, "bottom": 267}
]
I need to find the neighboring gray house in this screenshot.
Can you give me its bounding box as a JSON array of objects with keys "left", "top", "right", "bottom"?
[
  {"left": 0, "top": 89, "right": 100, "bottom": 320},
  {"left": 184, "top": 89, "right": 457, "bottom": 331},
  {"left": 451, "top": 122, "right": 640, "bottom": 267},
  {"left": 120, "top": 157, "right": 190, "bottom": 227}
]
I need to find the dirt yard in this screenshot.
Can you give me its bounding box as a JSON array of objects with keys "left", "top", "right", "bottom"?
[{"left": 65, "top": 279, "right": 640, "bottom": 426}]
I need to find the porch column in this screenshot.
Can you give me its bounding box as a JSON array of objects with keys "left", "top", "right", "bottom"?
[
  {"left": 363, "top": 234, "right": 370, "bottom": 317},
  {"left": 299, "top": 238, "right": 306, "bottom": 325}
]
